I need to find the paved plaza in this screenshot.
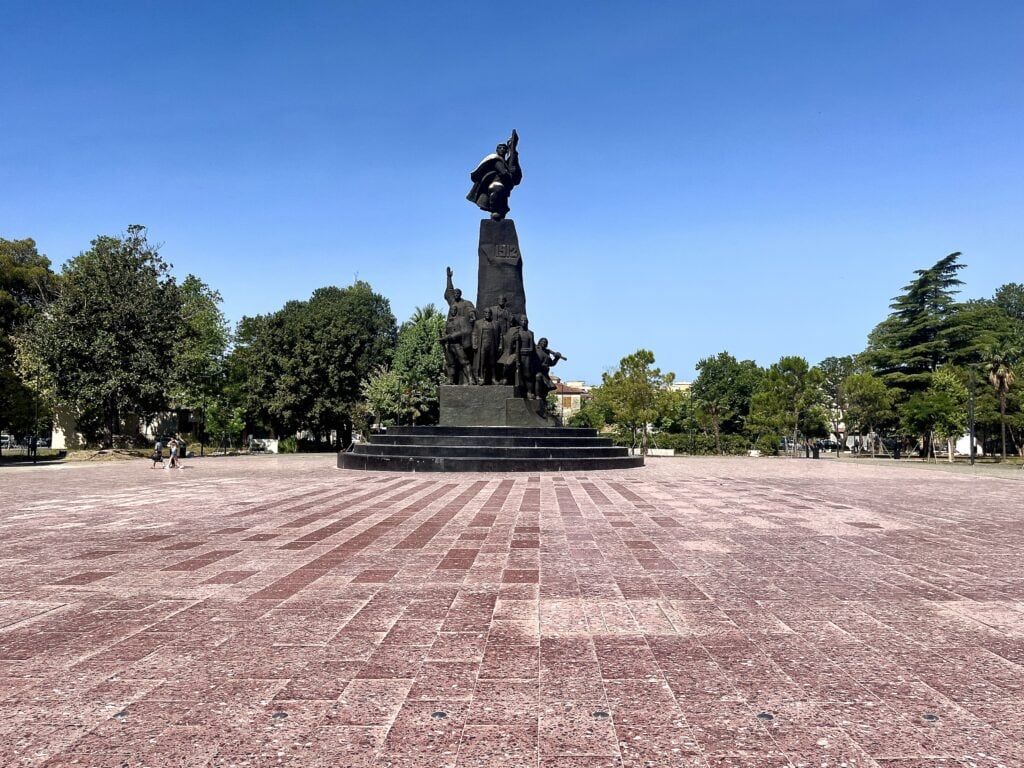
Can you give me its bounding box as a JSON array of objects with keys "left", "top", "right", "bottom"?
[{"left": 1, "top": 455, "right": 1022, "bottom": 768}]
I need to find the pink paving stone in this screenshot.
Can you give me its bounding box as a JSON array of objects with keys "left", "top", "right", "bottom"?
[{"left": 2, "top": 454, "right": 1023, "bottom": 767}]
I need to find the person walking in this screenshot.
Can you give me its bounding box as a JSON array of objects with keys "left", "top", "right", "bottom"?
[
  {"left": 151, "top": 438, "right": 164, "bottom": 468},
  {"left": 167, "top": 438, "right": 178, "bottom": 470},
  {"left": 174, "top": 434, "right": 186, "bottom": 470}
]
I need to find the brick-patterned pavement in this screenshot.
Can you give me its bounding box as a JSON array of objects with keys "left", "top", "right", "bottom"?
[{"left": 2, "top": 455, "right": 1022, "bottom": 767}]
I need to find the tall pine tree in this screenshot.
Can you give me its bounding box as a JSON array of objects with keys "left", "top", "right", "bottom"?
[{"left": 862, "top": 252, "right": 964, "bottom": 395}]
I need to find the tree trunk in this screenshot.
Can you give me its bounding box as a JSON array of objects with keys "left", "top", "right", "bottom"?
[
  {"left": 711, "top": 411, "right": 721, "bottom": 455},
  {"left": 1008, "top": 423, "right": 1023, "bottom": 456},
  {"left": 947, "top": 437, "right": 954, "bottom": 463},
  {"left": 1000, "top": 392, "right": 1007, "bottom": 459},
  {"left": 108, "top": 398, "right": 117, "bottom": 449}
]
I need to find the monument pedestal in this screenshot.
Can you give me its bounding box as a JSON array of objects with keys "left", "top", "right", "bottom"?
[
  {"left": 339, "top": 424, "right": 644, "bottom": 472},
  {"left": 476, "top": 219, "right": 526, "bottom": 319},
  {"left": 439, "top": 385, "right": 549, "bottom": 428}
]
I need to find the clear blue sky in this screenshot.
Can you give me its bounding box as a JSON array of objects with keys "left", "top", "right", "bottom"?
[{"left": 3, "top": 1, "right": 1022, "bottom": 383}]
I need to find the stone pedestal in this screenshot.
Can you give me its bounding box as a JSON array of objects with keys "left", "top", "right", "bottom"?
[
  {"left": 439, "top": 385, "right": 550, "bottom": 428},
  {"left": 476, "top": 219, "right": 526, "bottom": 320}
]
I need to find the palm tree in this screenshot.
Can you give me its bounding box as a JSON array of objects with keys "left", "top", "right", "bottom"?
[
  {"left": 987, "top": 350, "right": 1017, "bottom": 459},
  {"left": 409, "top": 304, "right": 442, "bottom": 325}
]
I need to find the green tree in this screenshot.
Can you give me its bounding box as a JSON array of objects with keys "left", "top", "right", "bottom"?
[
  {"left": 360, "top": 364, "right": 403, "bottom": 428},
  {"left": 14, "top": 226, "right": 180, "bottom": 446},
  {"left": 235, "top": 281, "right": 396, "bottom": 448},
  {"left": 391, "top": 304, "right": 446, "bottom": 424},
  {"left": 843, "top": 372, "right": 896, "bottom": 446},
  {"left": 567, "top": 397, "right": 608, "bottom": 430},
  {"left": 942, "top": 299, "right": 1009, "bottom": 368},
  {"left": 862, "top": 252, "right": 965, "bottom": 395},
  {"left": 747, "top": 356, "right": 824, "bottom": 455},
  {"left": 993, "top": 283, "right": 1024, "bottom": 350},
  {"left": 229, "top": 313, "right": 274, "bottom": 435},
  {"left": 932, "top": 369, "right": 969, "bottom": 461},
  {"left": 986, "top": 348, "right": 1017, "bottom": 459},
  {"left": 205, "top": 400, "right": 245, "bottom": 451},
  {"left": 592, "top": 349, "right": 674, "bottom": 455},
  {"left": 654, "top": 387, "right": 692, "bottom": 434},
  {"left": 170, "top": 275, "right": 231, "bottom": 447},
  {"left": 1, "top": 238, "right": 60, "bottom": 449},
  {"left": 691, "top": 352, "right": 763, "bottom": 454},
  {"left": 1007, "top": 369, "right": 1024, "bottom": 457},
  {"left": 817, "top": 355, "right": 856, "bottom": 448},
  {"left": 902, "top": 368, "right": 967, "bottom": 461}
]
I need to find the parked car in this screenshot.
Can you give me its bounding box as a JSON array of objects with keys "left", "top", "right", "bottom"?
[
  {"left": 816, "top": 439, "right": 839, "bottom": 451},
  {"left": 0, "top": 434, "right": 15, "bottom": 449}
]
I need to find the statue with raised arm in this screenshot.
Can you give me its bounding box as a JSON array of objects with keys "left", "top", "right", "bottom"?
[
  {"left": 467, "top": 130, "right": 522, "bottom": 220},
  {"left": 441, "top": 306, "right": 477, "bottom": 385},
  {"left": 444, "top": 266, "right": 476, "bottom": 319}
]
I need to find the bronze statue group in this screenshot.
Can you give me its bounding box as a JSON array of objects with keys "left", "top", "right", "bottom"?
[
  {"left": 445, "top": 130, "right": 565, "bottom": 402},
  {"left": 441, "top": 267, "right": 564, "bottom": 402}
]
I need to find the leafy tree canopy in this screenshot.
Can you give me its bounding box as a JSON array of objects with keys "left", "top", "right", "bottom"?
[
  {"left": 1, "top": 237, "right": 60, "bottom": 438},
  {"left": 391, "top": 304, "right": 446, "bottom": 424},
  {"left": 901, "top": 367, "right": 968, "bottom": 455},
  {"left": 691, "top": 351, "right": 762, "bottom": 453},
  {"left": 14, "top": 226, "right": 180, "bottom": 445},
  {"left": 816, "top": 355, "right": 856, "bottom": 440},
  {"left": 843, "top": 372, "right": 895, "bottom": 436},
  {"left": 592, "top": 349, "right": 674, "bottom": 454},
  {"left": 567, "top": 398, "right": 607, "bottom": 430},
  {"left": 862, "top": 252, "right": 964, "bottom": 393},
  {"left": 234, "top": 281, "right": 396, "bottom": 447},
  {"left": 986, "top": 348, "right": 1017, "bottom": 457},
  {"left": 170, "top": 275, "right": 231, "bottom": 414},
  {"left": 942, "top": 299, "right": 1010, "bottom": 368},
  {"left": 360, "top": 364, "right": 403, "bottom": 428},
  {"left": 747, "top": 356, "right": 824, "bottom": 451},
  {"left": 993, "top": 282, "right": 1024, "bottom": 351}
]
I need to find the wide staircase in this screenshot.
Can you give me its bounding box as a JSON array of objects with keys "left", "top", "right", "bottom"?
[{"left": 338, "top": 426, "right": 644, "bottom": 472}]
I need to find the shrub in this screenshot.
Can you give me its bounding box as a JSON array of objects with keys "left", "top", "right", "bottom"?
[
  {"left": 720, "top": 434, "right": 751, "bottom": 455},
  {"left": 278, "top": 436, "right": 298, "bottom": 454},
  {"left": 755, "top": 434, "right": 780, "bottom": 456},
  {"left": 653, "top": 432, "right": 750, "bottom": 455}
]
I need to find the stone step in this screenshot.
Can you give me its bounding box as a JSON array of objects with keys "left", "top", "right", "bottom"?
[
  {"left": 338, "top": 453, "right": 644, "bottom": 472},
  {"left": 352, "top": 444, "right": 630, "bottom": 459},
  {"left": 383, "top": 426, "right": 599, "bottom": 438},
  {"left": 340, "top": 426, "right": 643, "bottom": 473},
  {"left": 368, "top": 435, "right": 612, "bottom": 448}
]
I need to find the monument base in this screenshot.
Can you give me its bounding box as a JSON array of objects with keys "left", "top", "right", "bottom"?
[
  {"left": 339, "top": 425, "right": 645, "bottom": 472},
  {"left": 439, "top": 385, "right": 551, "bottom": 428}
]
